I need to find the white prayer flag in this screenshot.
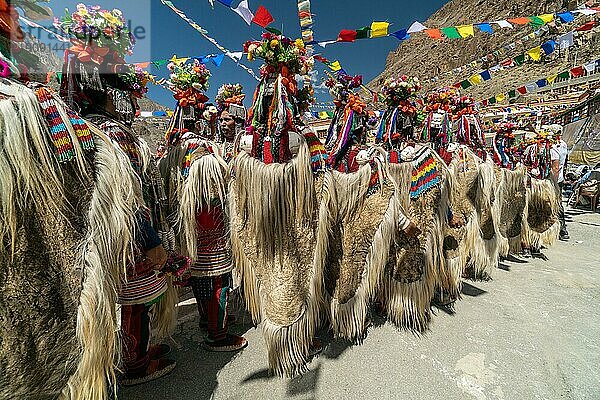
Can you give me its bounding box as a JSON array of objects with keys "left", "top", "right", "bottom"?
[
  {"left": 232, "top": 0, "right": 254, "bottom": 25},
  {"left": 407, "top": 21, "right": 427, "bottom": 33},
  {"left": 493, "top": 20, "right": 513, "bottom": 29}
]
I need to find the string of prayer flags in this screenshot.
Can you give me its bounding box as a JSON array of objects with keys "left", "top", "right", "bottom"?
[
  {"left": 297, "top": 0, "right": 314, "bottom": 54},
  {"left": 370, "top": 22, "right": 389, "bottom": 38}
]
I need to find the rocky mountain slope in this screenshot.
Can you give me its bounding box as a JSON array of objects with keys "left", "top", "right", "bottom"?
[{"left": 369, "top": 0, "right": 600, "bottom": 102}]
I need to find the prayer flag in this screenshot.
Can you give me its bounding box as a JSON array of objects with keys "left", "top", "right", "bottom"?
[
  {"left": 488, "top": 97, "right": 496, "bottom": 104},
  {"left": 536, "top": 79, "right": 547, "bottom": 88},
  {"left": 516, "top": 86, "right": 527, "bottom": 95},
  {"left": 570, "top": 66, "right": 585, "bottom": 77},
  {"left": 513, "top": 54, "right": 525, "bottom": 65},
  {"left": 370, "top": 21, "right": 390, "bottom": 38},
  {"left": 216, "top": 0, "right": 234, "bottom": 6},
  {"left": 525, "top": 82, "right": 538, "bottom": 92},
  {"left": 558, "top": 32, "right": 574, "bottom": 49},
  {"left": 468, "top": 74, "right": 483, "bottom": 85},
  {"left": 338, "top": 30, "right": 357, "bottom": 42},
  {"left": 227, "top": 51, "right": 243, "bottom": 61},
  {"left": 508, "top": 90, "right": 517, "bottom": 98},
  {"left": 266, "top": 26, "right": 282, "bottom": 35},
  {"left": 496, "top": 93, "right": 506, "bottom": 102},
  {"left": 584, "top": 61, "right": 596, "bottom": 73},
  {"left": 576, "top": 21, "right": 597, "bottom": 31},
  {"left": 546, "top": 74, "right": 558, "bottom": 84},
  {"left": 212, "top": 53, "right": 225, "bottom": 67},
  {"left": 356, "top": 26, "right": 370, "bottom": 39},
  {"left": 317, "top": 40, "right": 337, "bottom": 47},
  {"left": 527, "top": 46, "right": 542, "bottom": 61},
  {"left": 425, "top": 29, "right": 443, "bottom": 39},
  {"left": 135, "top": 62, "right": 151, "bottom": 68},
  {"left": 557, "top": 12, "right": 575, "bottom": 23},
  {"left": 441, "top": 26, "right": 461, "bottom": 39},
  {"left": 329, "top": 60, "right": 342, "bottom": 71},
  {"left": 453, "top": 82, "right": 462, "bottom": 88},
  {"left": 541, "top": 40, "right": 556, "bottom": 55},
  {"left": 252, "top": 6, "right": 274, "bottom": 28},
  {"left": 390, "top": 29, "right": 410, "bottom": 41},
  {"left": 477, "top": 23, "right": 493, "bottom": 34},
  {"left": 529, "top": 16, "right": 545, "bottom": 27},
  {"left": 456, "top": 25, "right": 475, "bottom": 38},
  {"left": 407, "top": 21, "right": 427, "bottom": 33},
  {"left": 538, "top": 14, "right": 554, "bottom": 23},
  {"left": 494, "top": 20, "right": 513, "bottom": 29},
  {"left": 508, "top": 17, "right": 531, "bottom": 25},
  {"left": 573, "top": 9, "right": 597, "bottom": 16},
  {"left": 460, "top": 79, "right": 472, "bottom": 89},
  {"left": 558, "top": 70, "right": 570, "bottom": 80},
  {"left": 480, "top": 70, "right": 491, "bottom": 81}
]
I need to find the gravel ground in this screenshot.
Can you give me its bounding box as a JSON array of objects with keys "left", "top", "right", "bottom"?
[{"left": 121, "top": 206, "right": 600, "bottom": 400}]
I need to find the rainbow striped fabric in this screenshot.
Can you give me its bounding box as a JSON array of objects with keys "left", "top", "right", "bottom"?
[
  {"left": 35, "top": 87, "right": 94, "bottom": 162},
  {"left": 118, "top": 271, "right": 168, "bottom": 305},
  {"left": 410, "top": 148, "right": 441, "bottom": 199},
  {"left": 303, "top": 129, "right": 328, "bottom": 172}
]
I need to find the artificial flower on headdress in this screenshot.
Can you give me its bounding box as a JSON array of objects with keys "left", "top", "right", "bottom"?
[
  {"left": 215, "top": 83, "right": 245, "bottom": 110},
  {"left": 55, "top": 4, "right": 134, "bottom": 64},
  {"left": 167, "top": 59, "right": 211, "bottom": 107},
  {"left": 325, "top": 70, "right": 363, "bottom": 107},
  {"left": 380, "top": 75, "right": 422, "bottom": 112},
  {"left": 243, "top": 32, "right": 312, "bottom": 77},
  {"left": 118, "top": 65, "right": 150, "bottom": 98}
]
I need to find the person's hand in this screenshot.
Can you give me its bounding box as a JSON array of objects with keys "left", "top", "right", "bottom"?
[
  {"left": 403, "top": 221, "right": 421, "bottom": 237},
  {"left": 449, "top": 215, "right": 465, "bottom": 229},
  {"left": 144, "top": 245, "right": 167, "bottom": 271}
]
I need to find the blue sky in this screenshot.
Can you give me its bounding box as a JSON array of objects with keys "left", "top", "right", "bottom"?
[{"left": 38, "top": 0, "right": 447, "bottom": 109}]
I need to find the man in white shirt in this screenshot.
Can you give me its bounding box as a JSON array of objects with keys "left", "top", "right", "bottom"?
[{"left": 550, "top": 126, "right": 569, "bottom": 240}]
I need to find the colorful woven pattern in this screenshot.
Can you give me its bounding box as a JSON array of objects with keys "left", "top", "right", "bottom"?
[
  {"left": 304, "top": 129, "right": 328, "bottom": 172},
  {"left": 101, "top": 121, "right": 143, "bottom": 175},
  {"left": 410, "top": 148, "right": 441, "bottom": 199},
  {"left": 181, "top": 141, "right": 200, "bottom": 178},
  {"left": 35, "top": 87, "right": 94, "bottom": 162},
  {"left": 118, "top": 271, "right": 168, "bottom": 305}
]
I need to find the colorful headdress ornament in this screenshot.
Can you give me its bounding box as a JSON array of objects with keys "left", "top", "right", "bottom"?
[
  {"left": 216, "top": 83, "right": 245, "bottom": 111},
  {"left": 376, "top": 75, "right": 422, "bottom": 148},
  {"left": 167, "top": 59, "right": 211, "bottom": 107},
  {"left": 243, "top": 32, "right": 315, "bottom": 163}
]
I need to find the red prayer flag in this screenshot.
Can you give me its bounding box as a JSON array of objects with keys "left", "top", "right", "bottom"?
[
  {"left": 576, "top": 21, "right": 597, "bottom": 31},
  {"left": 252, "top": 6, "right": 274, "bottom": 28},
  {"left": 516, "top": 86, "right": 527, "bottom": 95},
  {"left": 337, "top": 29, "right": 358, "bottom": 42},
  {"left": 425, "top": 29, "right": 442, "bottom": 39},
  {"left": 453, "top": 82, "right": 462, "bottom": 88},
  {"left": 482, "top": 99, "right": 488, "bottom": 106},
  {"left": 508, "top": 17, "right": 531, "bottom": 25},
  {"left": 570, "top": 66, "right": 585, "bottom": 77},
  {"left": 314, "top": 55, "right": 329, "bottom": 63}
]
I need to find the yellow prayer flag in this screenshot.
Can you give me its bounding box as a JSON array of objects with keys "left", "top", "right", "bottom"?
[
  {"left": 370, "top": 21, "right": 390, "bottom": 38},
  {"left": 329, "top": 60, "right": 342, "bottom": 71},
  {"left": 318, "top": 111, "right": 329, "bottom": 119},
  {"left": 527, "top": 46, "right": 542, "bottom": 61},
  {"left": 170, "top": 55, "right": 189, "bottom": 65},
  {"left": 456, "top": 25, "right": 475, "bottom": 38},
  {"left": 468, "top": 73, "right": 483, "bottom": 85},
  {"left": 495, "top": 93, "right": 506, "bottom": 102},
  {"left": 538, "top": 14, "right": 554, "bottom": 23},
  {"left": 547, "top": 74, "right": 558, "bottom": 84}
]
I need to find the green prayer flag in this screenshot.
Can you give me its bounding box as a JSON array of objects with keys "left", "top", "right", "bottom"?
[
  {"left": 266, "top": 26, "right": 282, "bottom": 35},
  {"left": 558, "top": 71, "right": 570, "bottom": 79},
  {"left": 508, "top": 90, "right": 516, "bottom": 98},
  {"left": 355, "top": 26, "right": 370, "bottom": 39},
  {"left": 488, "top": 97, "right": 496, "bottom": 104},
  {"left": 529, "top": 16, "right": 545, "bottom": 27},
  {"left": 514, "top": 54, "right": 525, "bottom": 65},
  {"left": 460, "top": 79, "right": 472, "bottom": 89},
  {"left": 56, "top": 72, "right": 63, "bottom": 83},
  {"left": 441, "top": 26, "right": 461, "bottom": 39}
]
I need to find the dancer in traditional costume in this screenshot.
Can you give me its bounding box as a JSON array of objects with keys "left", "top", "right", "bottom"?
[
  {"left": 315, "top": 71, "right": 417, "bottom": 341},
  {"left": 420, "top": 87, "right": 456, "bottom": 163},
  {"left": 161, "top": 71, "right": 248, "bottom": 352},
  {"left": 453, "top": 94, "right": 487, "bottom": 160},
  {"left": 215, "top": 83, "right": 247, "bottom": 161},
  {"left": 230, "top": 33, "right": 323, "bottom": 376},
  {"left": 58, "top": 5, "right": 179, "bottom": 385},
  {"left": 520, "top": 130, "right": 560, "bottom": 255},
  {"left": 1, "top": 3, "right": 143, "bottom": 398}
]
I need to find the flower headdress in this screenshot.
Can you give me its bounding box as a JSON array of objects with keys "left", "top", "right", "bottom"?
[
  {"left": 118, "top": 65, "right": 150, "bottom": 98},
  {"left": 325, "top": 71, "right": 363, "bottom": 104},
  {"left": 215, "top": 83, "right": 245, "bottom": 111},
  {"left": 55, "top": 4, "right": 134, "bottom": 65},
  {"left": 244, "top": 33, "right": 315, "bottom": 164},
  {"left": 381, "top": 75, "right": 422, "bottom": 108},
  {"left": 167, "top": 59, "right": 211, "bottom": 107}
]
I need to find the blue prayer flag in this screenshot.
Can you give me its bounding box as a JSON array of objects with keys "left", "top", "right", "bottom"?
[
  {"left": 541, "top": 40, "right": 556, "bottom": 55},
  {"left": 480, "top": 70, "right": 491, "bottom": 81},
  {"left": 557, "top": 12, "right": 575, "bottom": 23},
  {"left": 476, "top": 23, "right": 493, "bottom": 34},
  {"left": 390, "top": 29, "right": 410, "bottom": 41},
  {"left": 217, "top": 0, "right": 235, "bottom": 7},
  {"left": 212, "top": 53, "right": 225, "bottom": 67}
]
